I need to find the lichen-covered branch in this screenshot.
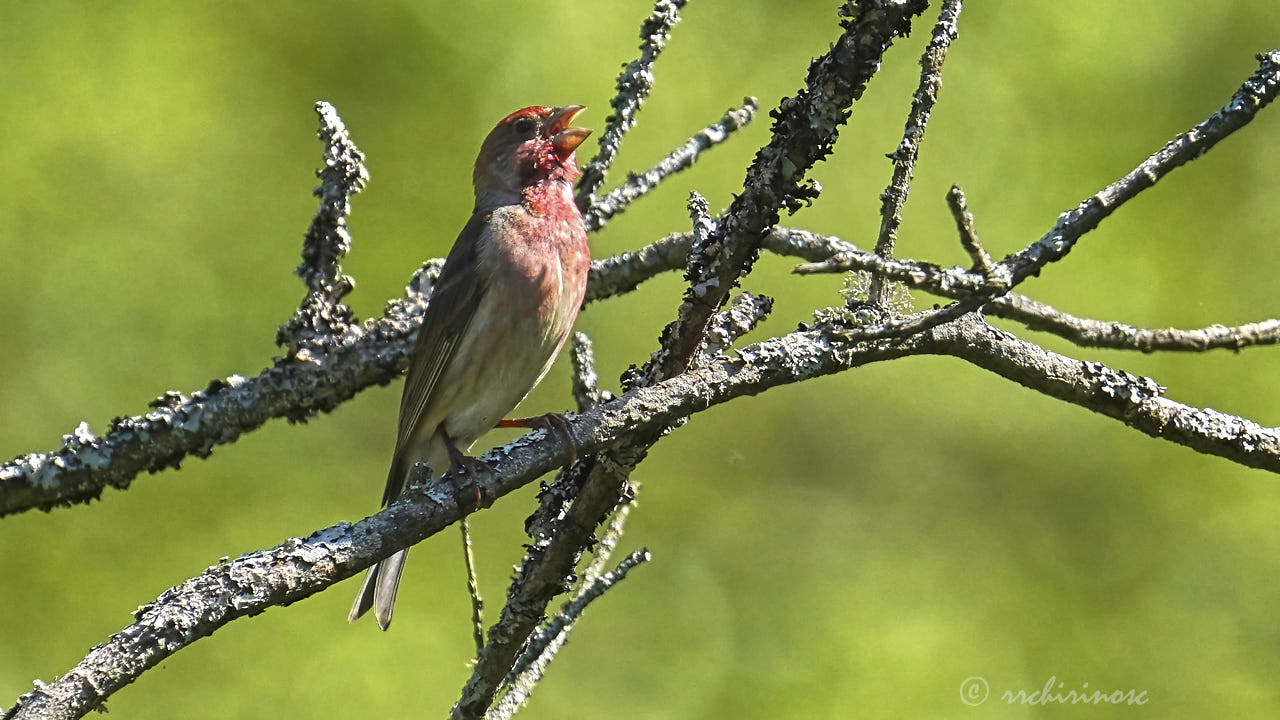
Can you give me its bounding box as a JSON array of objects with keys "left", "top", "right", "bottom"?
[
  {"left": 585, "top": 231, "right": 695, "bottom": 302},
  {"left": 453, "top": 8, "right": 933, "bottom": 714},
  {"left": 986, "top": 294, "right": 1280, "bottom": 352},
  {"left": 12, "top": 305, "right": 1280, "bottom": 719},
  {"left": 930, "top": 317, "right": 1280, "bottom": 468},
  {"left": 576, "top": 0, "right": 689, "bottom": 210},
  {"left": 643, "top": 192, "right": 726, "bottom": 384},
  {"left": 5, "top": 0, "right": 1277, "bottom": 712},
  {"left": 946, "top": 185, "right": 992, "bottom": 272},
  {"left": 569, "top": 332, "right": 609, "bottom": 412},
  {"left": 701, "top": 291, "right": 774, "bottom": 362},
  {"left": 647, "top": 0, "right": 930, "bottom": 380},
  {"left": 489, "top": 549, "right": 650, "bottom": 720},
  {"left": 490, "top": 504, "right": 643, "bottom": 720},
  {"left": 795, "top": 48, "right": 1280, "bottom": 348},
  {"left": 584, "top": 99, "right": 758, "bottom": 231},
  {"left": 0, "top": 283, "right": 429, "bottom": 518},
  {"left": 277, "top": 101, "right": 368, "bottom": 353},
  {"left": 296, "top": 101, "right": 366, "bottom": 299},
  {"left": 867, "top": 0, "right": 961, "bottom": 305},
  {"left": 586, "top": 224, "right": 1280, "bottom": 355},
  {"left": 785, "top": 229, "right": 1280, "bottom": 352},
  {"left": 799, "top": 47, "right": 1280, "bottom": 298}
]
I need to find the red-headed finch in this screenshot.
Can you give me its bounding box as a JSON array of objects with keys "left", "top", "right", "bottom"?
[{"left": 350, "top": 105, "right": 592, "bottom": 630}]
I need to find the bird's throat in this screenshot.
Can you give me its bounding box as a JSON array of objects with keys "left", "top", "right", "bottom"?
[{"left": 522, "top": 177, "right": 579, "bottom": 221}]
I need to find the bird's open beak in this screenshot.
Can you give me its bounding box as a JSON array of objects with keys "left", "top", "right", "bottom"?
[{"left": 548, "top": 105, "right": 591, "bottom": 156}]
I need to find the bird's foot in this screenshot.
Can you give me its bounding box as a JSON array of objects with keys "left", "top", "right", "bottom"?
[
  {"left": 444, "top": 433, "right": 491, "bottom": 511},
  {"left": 497, "top": 412, "right": 577, "bottom": 464}
]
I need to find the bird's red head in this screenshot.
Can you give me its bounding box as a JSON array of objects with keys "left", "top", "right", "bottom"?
[{"left": 473, "top": 105, "right": 591, "bottom": 209}]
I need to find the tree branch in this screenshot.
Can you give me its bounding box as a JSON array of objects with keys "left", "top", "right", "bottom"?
[
  {"left": 277, "top": 101, "right": 367, "bottom": 353},
  {"left": 931, "top": 317, "right": 1280, "bottom": 470},
  {"left": 985, "top": 294, "right": 1280, "bottom": 352},
  {"left": 14, "top": 301, "right": 1280, "bottom": 718},
  {"left": 5, "top": 2, "right": 1277, "bottom": 716},
  {"left": 489, "top": 549, "right": 651, "bottom": 720},
  {"left": 946, "top": 185, "right": 992, "bottom": 272},
  {"left": 453, "top": 5, "right": 931, "bottom": 716},
  {"left": 584, "top": 99, "right": 758, "bottom": 231},
  {"left": 647, "top": 0, "right": 931, "bottom": 380},
  {"left": 576, "top": 0, "right": 689, "bottom": 210},
  {"left": 867, "top": 0, "right": 961, "bottom": 305}
]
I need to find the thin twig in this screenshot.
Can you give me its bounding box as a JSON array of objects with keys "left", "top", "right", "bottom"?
[
  {"left": 775, "top": 227, "right": 1280, "bottom": 352},
  {"left": 946, "top": 185, "right": 991, "bottom": 272},
  {"left": 867, "top": 0, "right": 962, "bottom": 305},
  {"left": 584, "top": 99, "right": 758, "bottom": 231},
  {"left": 577, "top": 0, "right": 689, "bottom": 211},
  {"left": 489, "top": 550, "right": 651, "bottom": 720},
  {"left": 580, "top": 500, "right": 635, "bottom": 588},
  {"left": 461, "top": 519, "right": 485, "bottom": 656},
  {"left": 804, "top": 49, "right": 1280, "bottom": 345},
  {"left": 569, "top": 333, "right": 609, "bottom": 412},
  {"left": 987, "top": 294, "right": 1280, "bottom": 352}
]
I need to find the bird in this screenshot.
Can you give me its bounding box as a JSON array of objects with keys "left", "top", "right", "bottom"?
[{"left": 349, "top": 105, "right": 592, "bottom": 630}]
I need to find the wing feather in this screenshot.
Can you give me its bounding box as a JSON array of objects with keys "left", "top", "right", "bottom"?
[{"left": 382, "top": 211, "right": 491, "bottom": 503}]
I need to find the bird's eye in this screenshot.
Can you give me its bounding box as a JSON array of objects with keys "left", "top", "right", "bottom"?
[{"left": 512, "top": 117, "right": 538, "bottom": 137}]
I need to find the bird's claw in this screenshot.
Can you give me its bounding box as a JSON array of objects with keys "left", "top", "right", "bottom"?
[{"left": 445, "top": 435, "right": 491, "bottom": 511}]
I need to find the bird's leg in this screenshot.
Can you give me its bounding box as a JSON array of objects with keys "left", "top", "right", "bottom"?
[
  {"left": 441, "top": 430, "right": 489, "bottom": 511},
  {"left": 496, "top": 412, "right": 577, "bottom": 464}
]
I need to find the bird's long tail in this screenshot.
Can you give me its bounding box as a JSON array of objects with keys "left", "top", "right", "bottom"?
[
  {"left": 349, "top": 432, "right": 451, "bottom": 630},
  {"left": 348, "top": 547, "right": 409, "bottom": 630}
]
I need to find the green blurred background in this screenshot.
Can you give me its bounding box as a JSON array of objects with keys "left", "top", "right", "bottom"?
[{"left": 2, "top": 1, "right": 1279, "bottom": 717}]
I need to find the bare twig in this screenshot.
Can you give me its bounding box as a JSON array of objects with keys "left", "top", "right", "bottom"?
[
  {"left": 461, "top": 519, "right": 485, "bottom": 656},
  {"left": 489, "top": 549, "right": 651, "bottom": 720},
  {"left": 584, "top": 99, "right": 758, "bottom": 231},
  {"left": 777, "top": 228, "right": 1280, "bottom": 352},
  {"left": 867, "top": 0, "right": 961, "bottom": 305},
  {"left": 576, "top": 0, "right": 689, "bottom": 210},
  {"left": 946, "top": 185, "right": 991, "bottom": 272}
]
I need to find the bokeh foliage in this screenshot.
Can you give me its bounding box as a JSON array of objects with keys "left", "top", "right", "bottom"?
[{"left": 2, "top": 1, "right": 1279, "bottom": 717}]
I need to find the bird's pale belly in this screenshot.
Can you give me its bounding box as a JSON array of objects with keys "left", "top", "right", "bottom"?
[{"left": 433, "top": 272, "right": 572, "bottom": 451}]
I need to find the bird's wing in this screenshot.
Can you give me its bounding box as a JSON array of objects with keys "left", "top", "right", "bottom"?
[{"left": 388, "top": 211, "right": 491, "bottom": 487}]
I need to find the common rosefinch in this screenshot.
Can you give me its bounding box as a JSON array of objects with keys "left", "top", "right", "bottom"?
[{"left": 349, "top": 105, "right": 592, "bottom": 630}]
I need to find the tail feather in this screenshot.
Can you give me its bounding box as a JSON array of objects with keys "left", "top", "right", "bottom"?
[
  {"left": 348, "top": 549, "right": 410, "bottom": 630},
  {"left": 350, "top": 431, "right": 451, "bottom": 630}
]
